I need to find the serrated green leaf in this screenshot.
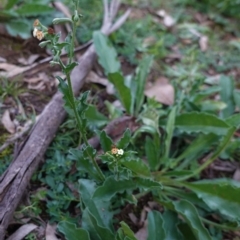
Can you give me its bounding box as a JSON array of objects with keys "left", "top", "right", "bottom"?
[
  {"left": 58, "top": 221, "right": 90, "bottom": 240},
  {"left": 93, "top": 31, "right": 120, "bottom": 74},
  {"left": 98, "top": 130, "right": 113, "bottom": 152},
  {"left": 184, "top": 179, "right": 240, "bottom": 221},
  {"left": 82, "top": 208, "right": 115, "bottom": 240},
  {"left": 108, "top": 72, "right": 132, "bottom": 114},
  {"left": 93, "top": 176, "right": 161, "bottom": 201},
  {"left": 79, "top": 179, "right": 114, "bottom": 230},
  {"left": 120, "top": 158, "right": 151, "bottom": 177},
  {"left": 16, "top": 4, "right": 54, "bottom": 16},
  {"left": 147, "top": 211, "right": 165, "bottom": 240},
  {"left": 117, "top": 129, "right": 131, "bottom": 149},
  {"left": 175, "top": 112, "right": 230, "bottom": 135},
  {"left": 85, "top": 105, "right": 108, "bottom": 128}
]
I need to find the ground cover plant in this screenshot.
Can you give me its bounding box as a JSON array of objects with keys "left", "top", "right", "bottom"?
[{"left": 0, "top": 0, "right": 240, "bottom": 239}]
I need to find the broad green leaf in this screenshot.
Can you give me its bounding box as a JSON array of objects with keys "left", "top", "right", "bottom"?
[
  {"left": 79, "top": 179, "right": 114, "bottom": 230},
  {"left": 159, "top": 200, "right": 212, "bottom": 240},
  {"left": 82, "top": 209, "right": 115, "bottom": 240},
  {"left": 16, "top": 4, "right": 54, "bottom": 16},
  {"left": 93, "top": 31, "right": 120, "bottom": 74},
  {"left": 120, "top": 158, "right": 151, "bottom": 177},
  {"left": 184, "top": 179, "right": 240, "bottom": 221},
  {"left": 58, "top": 221, "right": 90, "bottom": 240},
  {"left": 117, "top": 129, "right": 131, "bottom": 149},
  {"left": 108, "top": 72, "right": 132, "bottom": 114},
  {"left": 147, "top": 211, "right": 165, "bottom": 240},
  {"left": 98, "top": 130, "right": 113, "bottom": 152},
  {"left": 175, "top": 112, "right": 230, "bottom": 135},
  {"left": 162, "top": 210, "right": 185, "bottom": 240},
  {"left": 85, "top": 105, "right": 108, "bottom": 128},
  {"left": 64, "top": 62, "right": 78, "bottom": 75},
  {"left": 164, "top": 106, "right": 176, "bottom": 159},
  {"left": 220, "top": 75, "right": 235, "bottom": 118},
  {"left": 69, "top": 149, "right": 102, "bottom": 182},
  {"left": 93, "top": 176, "right": 161, "bottom": 201},
  {"left": 225, "top": 113, "right": 240, "bottom": 128},
  {"left": 178, "top": 223, "right": 197, "bottom": 240},
  {"left": 145, "top": 136, "right": 159, "bottom": 171},
  {"left": 5, "top": 0, "right": 19, "bottom": 9},
  {"left": 6, "top": 19, "right": 31, "bottom": 39},
  {"left": 134, "top": 56, "right": 153, "bottom": 115}
]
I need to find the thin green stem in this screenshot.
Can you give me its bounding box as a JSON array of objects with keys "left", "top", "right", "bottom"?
[{"left": 63, "top": 17, "right": 105, "bottom": 182}]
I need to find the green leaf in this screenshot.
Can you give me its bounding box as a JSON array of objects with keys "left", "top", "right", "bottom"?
[
  {"left": 225, "top": 113, "right": 240, "bottom": 128},
  {"left": 147, "top": 211, "right": 165, "bottom": 240},
  {"left": 120, "top": 158, "right": 151, "bottom": 177},
  {"left": 85, "top": 105, "right": 108, "bottom": 128},
  {"left": 5, "top": 0, "right": 19, "bottom": 9},
  {"left": 134, "top": 56, "right": 153, "bottom": 114},
  {"left": 98, "top": 130, "right": 113, "bottom": 152},
  {"left": 108, "top": 72, "right": 132, "bottom": 114},
  {"left": 6, "top": 19, "right": 31, "bottom": 39},
  {"left": 220, "top": 75, "right": 235, "bottom": 118},
  {"left": 145, "top": 136, "right": 159, "bottom": 171},
  {"left": 184, "top": 179, "right": 240, "bottom": 221},
  {"left": 234, "top": 89, "right": 240, "bottom": 108},
  {"left": 58, "top": 221, "right": 90, "bottom": 240},
  {"left": 117, "top": 222, "right": 137, "bottom": 240},
  {"left": 69, "top": 149, "right": 102, "bottom": 181},
  {"left": 175, "top": 112, "right": 230, "bottom": 135},
  {"left": 64, "top": 62, "right": 78, "bottom": 75},
  {"left": 164, "top": 106, "right": 176, "bottom": 159},
  {"left": 93, "top": 31, "right": 120, "bottom": 74},
  {"left": 160, "top": 200, "right": 212, "bottom": 240},
  {"left": 82, "top": 209, "right": 115, "bottom": 240},
  {"left": 93, "top": 176, "right": 162, "bottom": 201},
  {"left": 117, "top": 129, "right": 131, "bottom": 149},
  {"left": 16, "top": 4, "right": 54, "bottom": 16},
  {"left": 79, "top": 179, "right": 114, "bottom": 230},
  {"left": 162, "top": 210, "right": 185, "bottom": 240},
  {"left": 175, "top": 133, "right": 218, "bottom": 170}
]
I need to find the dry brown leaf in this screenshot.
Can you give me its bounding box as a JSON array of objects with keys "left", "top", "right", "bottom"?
[
  {"left": 6, "top": 224, "right": 37, "bottom": 240},
  {"left": 135, "top": 223, "right": 148, "bottom": 240},
  {"left": 145, "top": 77, "right": 175, "bottom": 105},
  {"left": 142, "top": 36, "right": 156, "bottom": 48},
  {"left": 18, "top": 54, "right": 40, "bottom": 66},
  {"left": 0, "top": 63, "right": 27, "bottom": 78},
  {"left": 1, "top": 110, "right": 15, "bottom": 134},
  {"left": 45, "top": 223, "right": 59, "bottom": 240},
  {"left": 86, "top": 71, "right": 114, "bottom": 94},
  {"left": 199, "top": 35, "right": 208, "bottom": 52},
  {"left": 233, "top": 168, "right": 240, "bottom": 181}
]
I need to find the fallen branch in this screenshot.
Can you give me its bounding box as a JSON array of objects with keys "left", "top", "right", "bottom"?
[{"left": 0, "top": 1, "right": 131, "bottom": 238}]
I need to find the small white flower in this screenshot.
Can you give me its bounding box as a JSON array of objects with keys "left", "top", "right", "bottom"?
[
  {"left": 33, "top": 28, "right": 38, "bottom": 37},
  {"left": 117, "top": 149, "right": 124, "bottom": 155}
]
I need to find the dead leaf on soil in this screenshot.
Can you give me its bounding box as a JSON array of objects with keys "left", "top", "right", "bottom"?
[
  {"left": 6, "top": 223, "right": 37, "bottom": 240},
  {"left": 86, "top": 71, "right": 114, "bottom": 94},
  {"left": 1, "top": 109, "right": 16, "bottom": 134},
  {"left": 135, "top": 222, "right": 148, "bottom": 240},
  {"left": 0, "top": 62, "right": 28, "bottom": 78},
  {"left": 233, "top": 168, "right": 240, "bottom": 182},
  {"left": 145, "top": 77, "right": 175, "bottom": 105},
  {"left": 45, "top": 223, "right": 59, "bottom": 240},
  {"left": 18, "top": 54, "right": 40, "bottom": 66},
  {"left": 199, "top": 35, "right": 208, "bottom": 52}
]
